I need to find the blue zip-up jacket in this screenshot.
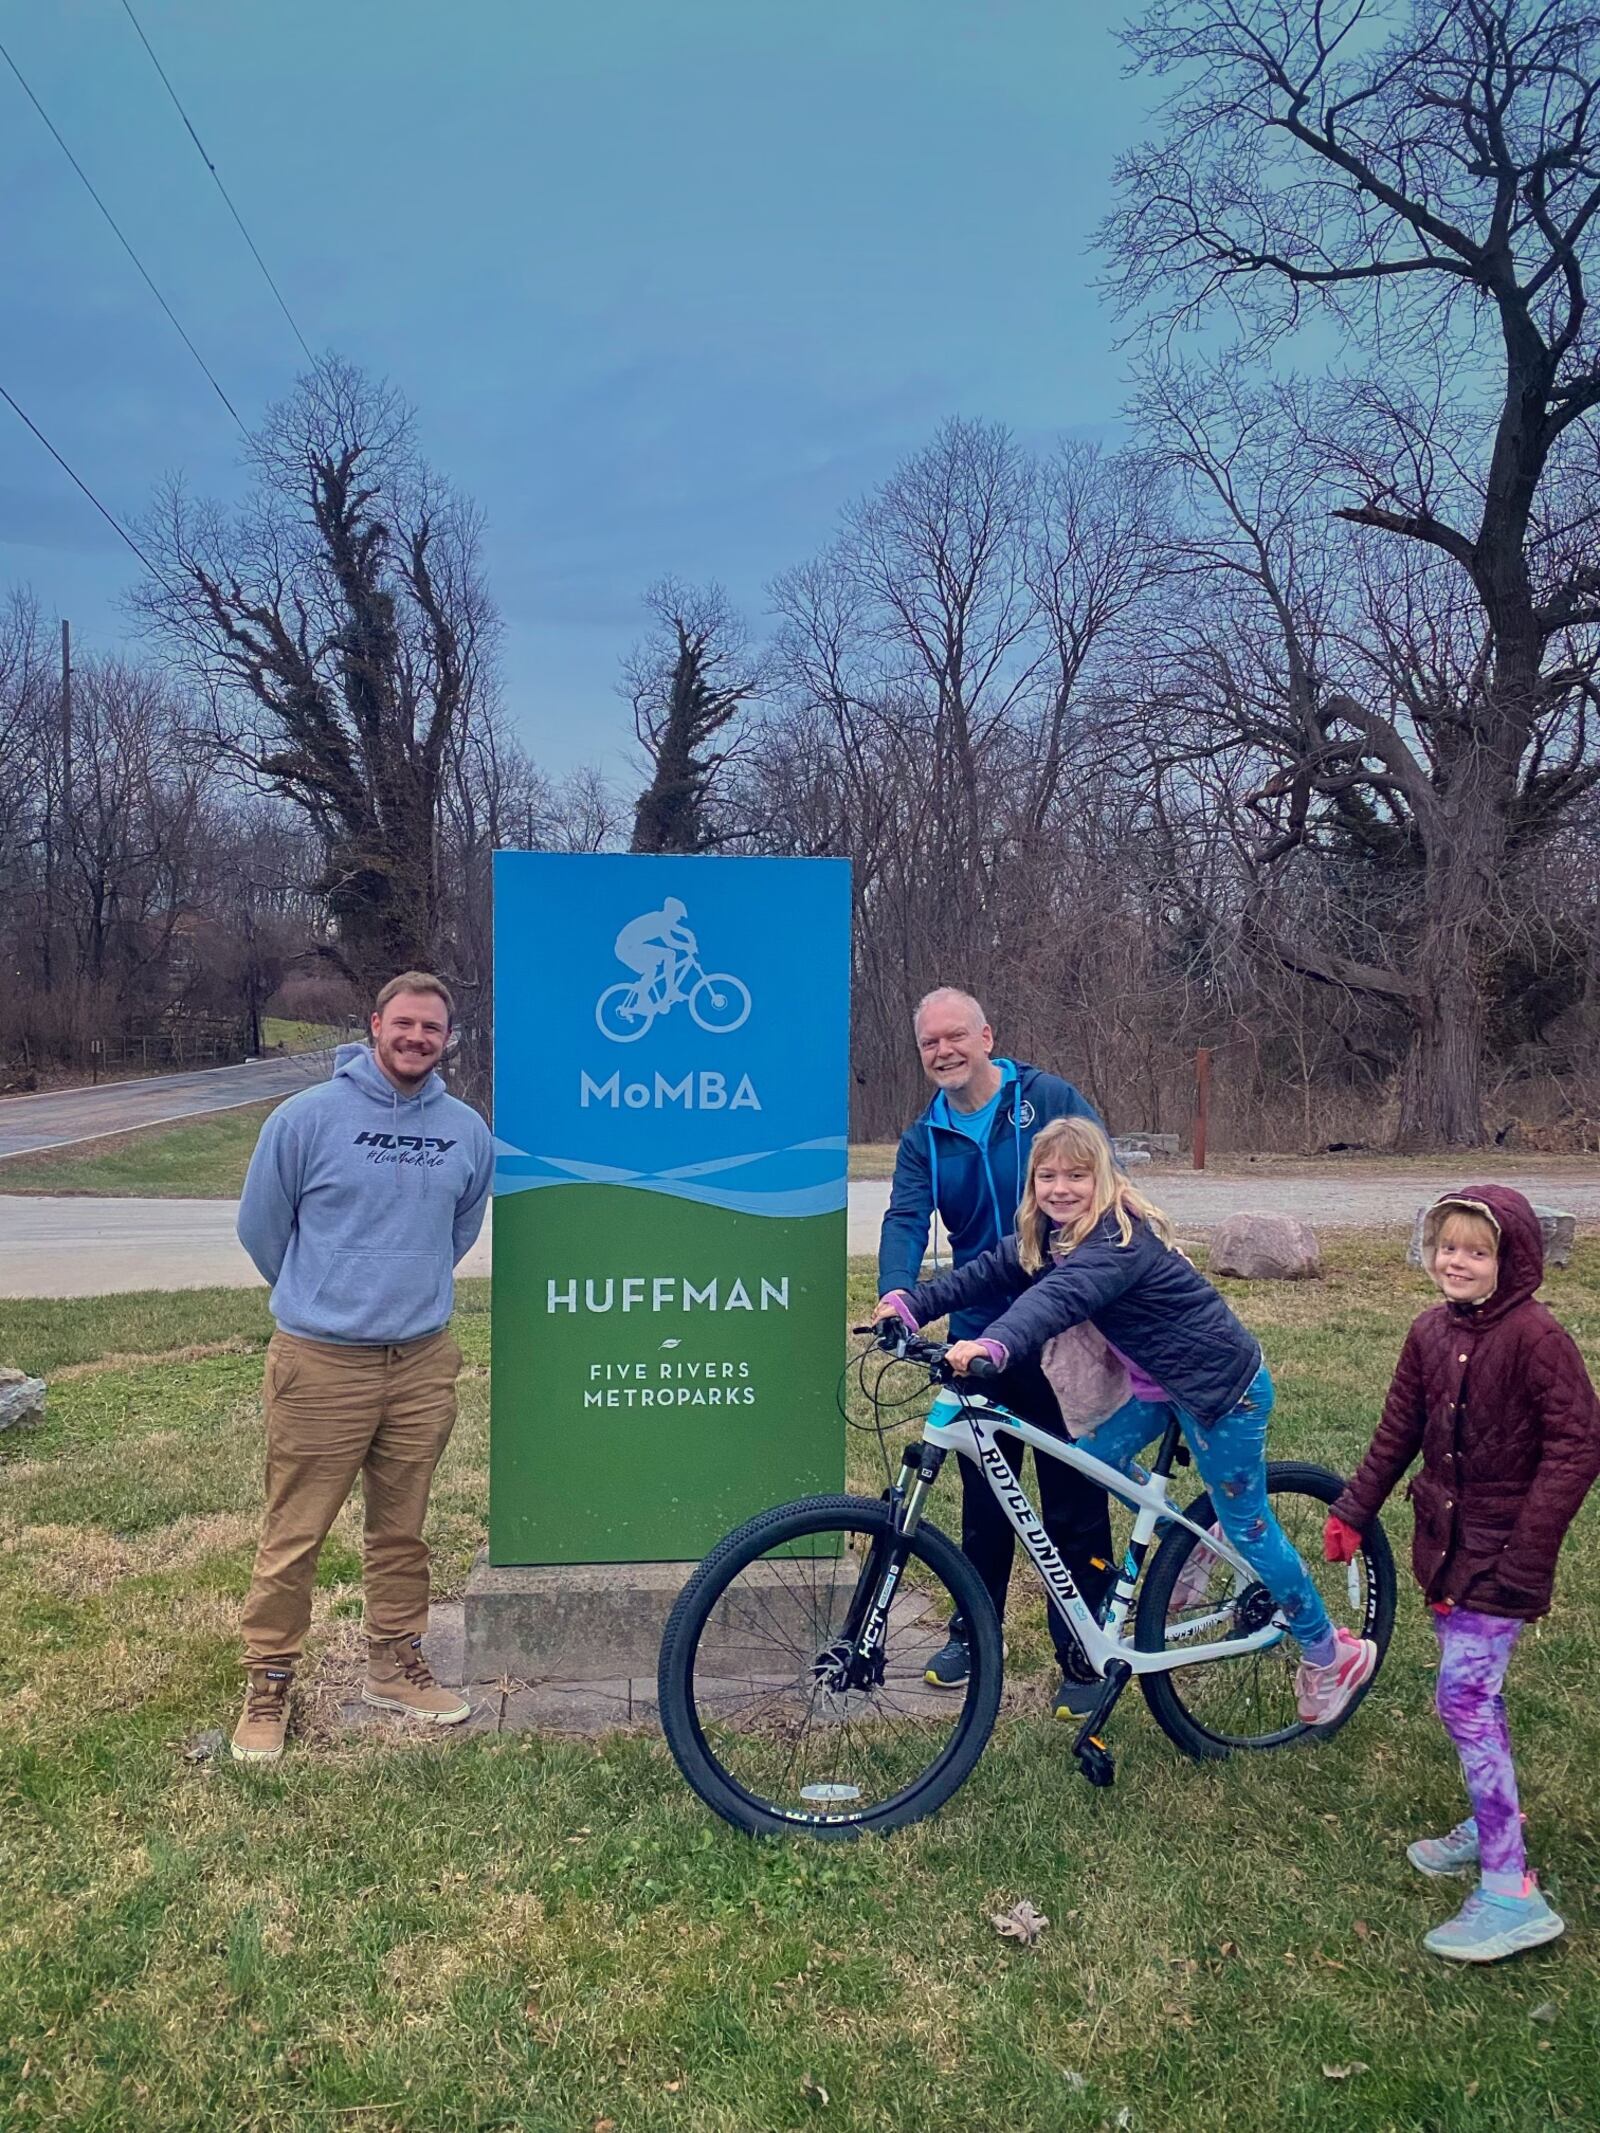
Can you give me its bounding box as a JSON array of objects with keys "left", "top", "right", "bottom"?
[
  {"left": 876, "top": 1058, "right": 1103, "bottom": 1340},
  {"left": 902, "top": 1214, "right": 1262, "bottom": 1426},
  {"left": 237, "top": 1043, "right": 494, "bottom": 1344}
]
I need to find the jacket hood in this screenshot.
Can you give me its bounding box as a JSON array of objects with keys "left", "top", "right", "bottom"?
[
  {"left": 1422, "top": 1185, "right": 1544, "bottom": 1321},
  {"left": 332, "top": 1040, "right": 447, "bottom": 1107}
]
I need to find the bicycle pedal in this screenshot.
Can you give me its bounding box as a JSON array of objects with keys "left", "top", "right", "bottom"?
[{"left": 1075, "top": 1736, "right": 1116, "bottom": 1788}]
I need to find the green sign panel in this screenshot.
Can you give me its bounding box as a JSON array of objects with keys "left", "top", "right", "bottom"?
[{"left": 489, "top": 854, "right": 850, "bottom": 1564}]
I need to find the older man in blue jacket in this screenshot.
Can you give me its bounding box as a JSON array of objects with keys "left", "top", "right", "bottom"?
[{"left": 877, "top": 987, "right": 1112, "bottom": 1714}]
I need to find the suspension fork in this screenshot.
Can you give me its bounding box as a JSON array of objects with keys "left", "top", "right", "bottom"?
[{"left": 833, "top": 1441, "right": 949, "bottom": 1677}]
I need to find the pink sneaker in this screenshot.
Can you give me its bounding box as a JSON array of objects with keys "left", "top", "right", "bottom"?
[{"left": 1295, "top": 1626, "right": 1377, "bottom": 1726}]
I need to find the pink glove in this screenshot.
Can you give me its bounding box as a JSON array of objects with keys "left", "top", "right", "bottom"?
[{"left": 1323, "top": 1514, "right": 1362, "bottom": 1564}]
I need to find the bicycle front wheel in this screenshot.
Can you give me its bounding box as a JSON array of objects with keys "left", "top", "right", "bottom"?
[
  {"left": 687, "top": 972, "right": 751, "bottom": 1033},
  {"left": 1135, "top": 1461, "right": 1396, "bottom": 1760},
  {"left": 657, "top": 1494, "right": 1002, "bottom": 1838}
]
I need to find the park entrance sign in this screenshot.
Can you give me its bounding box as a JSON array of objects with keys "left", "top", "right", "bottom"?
[{"left": 489, "top": 853, "right": 851, "bottom": 1565}]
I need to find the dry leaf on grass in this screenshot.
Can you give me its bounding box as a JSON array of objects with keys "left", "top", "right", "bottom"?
[
  {"left": 1529, "top": 2001, "right": 1558, "bottom": 2023},
  {"left": 801, "top": 2073, "right": 830, "bottom": 2107},
  {"left": 989, "top": 1898, "right": 1049, "bottom": 1945},
  {"left": 1321, "top": 2062, "right": 1370, "bottom": 2081}
]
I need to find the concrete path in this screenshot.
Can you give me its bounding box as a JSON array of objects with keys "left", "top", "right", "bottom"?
[
  {"left": 855, "top": 1170, "right": 1600, "bottom": 1240},
  {"left": 0, "top": 1052, "right": 335, "bottom": 1159},
  {"left": 3, "top": 1170, "right": 1598, "bottom": 1299},
  {"left": 0, "top": 1194, "right": 491, "bottom": 1299}
]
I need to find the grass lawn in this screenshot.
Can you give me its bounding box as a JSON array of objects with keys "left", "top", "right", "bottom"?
[
  {"left": 849, "top": 1142, "right": 899, "bottom": 1180},
  {"left": 2, "top": 1116, "right": 899, "bottom": 1198},
  {"left": 4, "top": 1248, "right": 1600, "bottom": 2131},
  {"left": 259, "top": 1019, "right": 353, "bottom": 1054}
]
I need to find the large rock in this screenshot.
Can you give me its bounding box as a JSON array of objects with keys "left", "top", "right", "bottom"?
[
  {"left": 0, "top": 1367, "right": 46, "bottom": 1431},
  {"left": 1208, "top": 1212, "right": 1322, "bottom": 1281},
  {"left": 1114, "top": 1131, "right": 1181, "bottom": 1158},
  {"left": 1406, "top": 1202, "right": 1575, "bottom": 1270}
]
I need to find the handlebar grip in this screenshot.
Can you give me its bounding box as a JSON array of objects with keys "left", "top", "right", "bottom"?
[{"left": 964, "top": 1354, "right": 999, "bottom": 1379}]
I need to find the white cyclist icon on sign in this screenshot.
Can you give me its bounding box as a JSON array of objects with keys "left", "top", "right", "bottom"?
[{"left": 595, "top": 897, "right": 752, "bottom": 1043}]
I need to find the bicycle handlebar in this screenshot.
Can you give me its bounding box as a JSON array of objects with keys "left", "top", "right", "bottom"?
[{"left": 850, "top": 1322, "right": 999, "bottom": 1380}]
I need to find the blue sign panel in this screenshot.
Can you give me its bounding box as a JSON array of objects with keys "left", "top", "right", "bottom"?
[{"left": 490, "top": 853, "right": 851, "bottom": 1563}]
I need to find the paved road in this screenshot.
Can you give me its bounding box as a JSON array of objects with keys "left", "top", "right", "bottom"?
[
  {"left": 0, "top": 1053, "right": 336, "bottom": 1160},
  {"left": 3, "top": 1170, "right": 1597, "bottom": 1299}
]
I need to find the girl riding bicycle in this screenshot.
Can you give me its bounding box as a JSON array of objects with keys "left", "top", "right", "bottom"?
[{"left": 876, "top": 1115, "right": 1376, "bottom": 1728}]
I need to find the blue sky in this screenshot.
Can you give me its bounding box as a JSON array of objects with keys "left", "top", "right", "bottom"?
[{"left": 0, "top": 1, "right": 1159, "bottom": 776}]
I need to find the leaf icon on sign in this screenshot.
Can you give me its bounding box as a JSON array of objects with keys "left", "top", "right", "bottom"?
[{"left": 660, "top": 1338, "right": 681, "bottom": 1349}]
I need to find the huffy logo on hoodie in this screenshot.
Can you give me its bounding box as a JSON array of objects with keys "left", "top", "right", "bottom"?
[{"left": 353, "top": 1130, "right": 458, "bottom": 1163}]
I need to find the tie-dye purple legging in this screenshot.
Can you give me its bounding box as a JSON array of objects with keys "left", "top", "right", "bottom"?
[{"left": 1434, "top": 1608, "right": 1526, "bottom": 1878}]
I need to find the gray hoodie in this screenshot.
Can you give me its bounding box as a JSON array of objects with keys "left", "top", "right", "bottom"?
[{"left": 236, "top": 1043, "right": 494, "bottom": 1344}]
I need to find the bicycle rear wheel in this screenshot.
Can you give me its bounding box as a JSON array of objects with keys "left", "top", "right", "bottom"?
[
  {"left": 657, "top": 1494, "right": 1002, "bottom": 1838},
  {"left": 595, "top": 982, "right": 652, "bottom": 1041},
  {"left": 1135, "top": 1461, "right": 1395, "bottom": 1760}
]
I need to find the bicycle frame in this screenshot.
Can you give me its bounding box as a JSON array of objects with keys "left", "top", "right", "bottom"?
[
  {"left": 897, "top": 1386, "right": 1288, "bottom": 1678},
  {"left": 626, "top": 952, "right": 703, "bottom": 1015}
]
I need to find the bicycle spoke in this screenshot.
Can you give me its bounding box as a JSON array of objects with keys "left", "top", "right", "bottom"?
[
  {"left": 1146, "top": 1474, "right": 1385, "bottom": 1751},
  {"left": 685, "top": 1516, "right": 976, "bottom": 1817}
]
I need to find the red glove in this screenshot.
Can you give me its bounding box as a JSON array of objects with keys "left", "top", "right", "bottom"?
[{"left": 1323, "top": 1514, "right": 1362, "bottom": 1563}]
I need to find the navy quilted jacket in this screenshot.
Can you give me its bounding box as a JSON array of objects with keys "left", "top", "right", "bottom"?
[{"left": 901, "top": 1212, "right": 1261, "bottom": 1425}]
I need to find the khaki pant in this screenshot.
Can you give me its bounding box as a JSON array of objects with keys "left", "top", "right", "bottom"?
[{"left": 241, "top": 1328, "right": 461, "bottom": 1670}]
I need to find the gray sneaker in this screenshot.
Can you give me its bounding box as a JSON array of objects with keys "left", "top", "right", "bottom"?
[
  {"left": 1424, "top": 1884, "right": 1565, "bottom": 1964},
  {"left": 1407, "top": 1818, "right": 1479, "bottom": 1878},
  {"left": 923, "top": 1629, "right": 971, "bottom": 1689}
]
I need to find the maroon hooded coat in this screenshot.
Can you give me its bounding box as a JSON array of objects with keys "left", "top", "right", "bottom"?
[{"left": 1331, "top": 1186, "right": 1600, "bottom": 1620}]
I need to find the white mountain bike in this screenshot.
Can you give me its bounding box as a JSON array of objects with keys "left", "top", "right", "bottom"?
[{"left": 658, "top": 1326, "right": 1395, "bottom": 1838}]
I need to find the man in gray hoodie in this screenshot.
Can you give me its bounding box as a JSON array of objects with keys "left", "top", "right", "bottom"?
[{"left": 231, "top": 971, "right": 494, "bottom": 1762}]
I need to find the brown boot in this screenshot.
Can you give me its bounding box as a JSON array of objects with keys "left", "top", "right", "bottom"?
[
  {"left": 362, "top": 1635, "right": 470, "bottom": 1724},
  {"left": 232, "top": 1666, "right": 293, "bottom": 1761}
]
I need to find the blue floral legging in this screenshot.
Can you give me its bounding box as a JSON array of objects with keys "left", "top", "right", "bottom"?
[{"left": 1073, "top": 1364, "right": 1336, "bottom": 1660}]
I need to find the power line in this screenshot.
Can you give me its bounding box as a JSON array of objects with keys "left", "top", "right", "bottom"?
[
  {"left": 0, "top": 378, "right": 160, "bottom": 577},
  {"left": 0, "top": 33, "right": 246, "bottom": 433},
  {"left": 118, "top": 0, "right": 316, "bottom": 367}
]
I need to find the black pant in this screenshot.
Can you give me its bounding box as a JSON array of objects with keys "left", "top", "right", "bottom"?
[{"left": 951, "top": 1358, "right": 1115, "bottom": 1671}]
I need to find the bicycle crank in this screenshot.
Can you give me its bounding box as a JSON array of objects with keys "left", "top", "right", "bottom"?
[{"left": 1070, "top": 1657, "right": 1131, "bottom": 1788}]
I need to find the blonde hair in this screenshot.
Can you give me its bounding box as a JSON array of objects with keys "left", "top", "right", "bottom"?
[
  {"left": 1016, "top": 1116, "right": 1174, "bottom": 1272},
  {"left": 1436, "top": 1208, "right": 1498, "bottom": 1255}
]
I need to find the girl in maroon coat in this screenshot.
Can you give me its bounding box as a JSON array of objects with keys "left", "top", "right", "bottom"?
[{"left": 1325, "top": 1187, "right": 1600, "bottom": 1963}]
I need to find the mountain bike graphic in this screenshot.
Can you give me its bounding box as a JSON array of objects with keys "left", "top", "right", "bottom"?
[{"left": 595, "top": 901, "right": 751, "bottom": 1041}]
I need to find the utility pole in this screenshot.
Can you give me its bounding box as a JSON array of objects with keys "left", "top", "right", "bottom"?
[
  {"left": 1192, "top": 1047, "right": 1212, "bottom": 1171},
  {"left": 60, "top": 618, "right": 72, "bottom": 856},
  {"left": 40, "top": 619, "right": 71, "bottom": 991}
]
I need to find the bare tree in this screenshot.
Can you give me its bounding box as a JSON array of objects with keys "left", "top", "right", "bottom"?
[
  {"left": 1105, "top": 0, "right": 1600, "bottom": 1143},
  {"left": 624, "top": 580, "right": 765, "bottom": 853},
  {"left": 761, "top": 424, "right": 1166, "bottom": 1131},
  {"left": 138, "top": 356, "right": 500, "bottom": 988}
]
